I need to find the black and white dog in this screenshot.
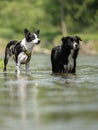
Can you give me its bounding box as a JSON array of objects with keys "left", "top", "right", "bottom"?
[
  {"left": 3, "top": 28, "right": 40, "bottom": 74},
  {"left": 51, "top": 36, "right": 82, "bottom": 74}
]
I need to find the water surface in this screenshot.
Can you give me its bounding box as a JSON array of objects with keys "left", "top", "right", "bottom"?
[{"left": 0, "top": 54, "right": 98, "bottom": 130}]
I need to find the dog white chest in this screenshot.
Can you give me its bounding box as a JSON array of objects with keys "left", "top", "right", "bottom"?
[
  {"left": 64, "top": 49, "right": 74, "bottom": 72},
  {"left": 21, "top": 38, "right": 35, "bottom": 52}
]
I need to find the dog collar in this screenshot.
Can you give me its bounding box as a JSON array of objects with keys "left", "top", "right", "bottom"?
[
  {"left": 24, "top": 50, "right": 31, "bottom": 63},
  {"left": 24, "top": 50, "right": 31, "bottom": 56}
]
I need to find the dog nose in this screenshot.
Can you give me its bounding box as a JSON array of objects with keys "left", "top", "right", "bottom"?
[
  {"left": 38, "top": 40, "right": 40, "bottom": 43},
  {"left": 75, "top": 44, "right": 78, "bottom": 48},
  {"left": 37, "top": 40, "right": 40, "bottom": 45}
]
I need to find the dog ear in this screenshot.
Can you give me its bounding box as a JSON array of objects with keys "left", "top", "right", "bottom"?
[
  {"left": 61, "top": 37, "right": 65, "bottom": 42},
  {"left": 35, "top": 30, "right": 40, "bottom": 35},
  {"left": 75, "top": 36, "right": 82, "bottom": 41},
  {"left": 61, "top": 36, "right": 70, "bottom": 43},
  {"left": 24, "top": 28, "right": 30, "bottom": 35}
]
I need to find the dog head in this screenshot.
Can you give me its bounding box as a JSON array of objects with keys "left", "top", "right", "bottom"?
[
  {"left": 24, "top": 28, "right": 40, "bottom": 45},
  {"left": 61, "top": 36, "right": 82, "bottom": 50}
]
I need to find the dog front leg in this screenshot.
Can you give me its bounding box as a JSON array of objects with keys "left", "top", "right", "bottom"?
[
  {"left": 71, "top": 60, "right": 76, "bottom": 74},
  {"left": 25, "top": 62, "right": 30, "bottom": 74},
  {"left": 16, "top": 63, "right": 20, "bottom": 74}
]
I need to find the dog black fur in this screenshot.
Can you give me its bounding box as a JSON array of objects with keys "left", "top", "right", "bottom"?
[
  {"left": 51, "top": 36, "right": 82, "bottom": 74},
  {"left": 3, "top": 29, "right": 40, "bottom": 74}
]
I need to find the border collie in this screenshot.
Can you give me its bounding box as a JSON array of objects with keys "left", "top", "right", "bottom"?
[
  {"left": 3, "top": 28, "right": 40, "bottom": 74},
  {"left": 51, "top": 36, "right": 82, "bottom": 74}
]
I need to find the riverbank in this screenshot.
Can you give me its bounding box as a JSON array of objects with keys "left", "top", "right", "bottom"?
[
  {"left": 33, "top": 41, "right": 98, "bottom": 55},
  {"left": 80, "top": 41, "right": 98, "bottom": 55},
  {"left": 0, "top": 39, "right": 98, "bottom": 55}
]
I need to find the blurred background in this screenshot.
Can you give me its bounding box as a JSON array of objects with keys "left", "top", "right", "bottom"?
[
  {"left": 0, "top": 1, "right": 98, "bottom": 130},
  {"left": 0, "top": 0, "right": 98, "bottom": 54}
]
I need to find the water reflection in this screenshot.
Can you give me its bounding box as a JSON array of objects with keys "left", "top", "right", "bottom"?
[
  {"left": 51, "top": 73, "right": 79, "bottom": 89},
  {"left": 3, "top": 73, "right": 40, "bottom": 127}
]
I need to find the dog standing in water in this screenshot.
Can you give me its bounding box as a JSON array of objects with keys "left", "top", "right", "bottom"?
[
  {"left": 51, "top": 36, "right": 82, "bottom": 74},
  {"left": 3, "top": 29, "right": 40, "bottom": 74}
]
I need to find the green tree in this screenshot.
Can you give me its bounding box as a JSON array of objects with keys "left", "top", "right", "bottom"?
[
  {"left": 0, "top": 0, "right": 98, "bottom": 43},
  {"left": 43, "top": 0, "right": 98, "bottom": 33}
]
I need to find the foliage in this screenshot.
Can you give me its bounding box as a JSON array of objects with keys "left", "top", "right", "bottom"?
[
  {"left": 0, "top": 0, "right": 98, "bottom": 48},
  {"left": 0, "top": 59, "right": 3, "bottom": 69}
]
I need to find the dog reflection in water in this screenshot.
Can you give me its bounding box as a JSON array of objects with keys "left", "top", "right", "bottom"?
[{"left": 4, "top": 73, "right": 40, "bottom": 123}]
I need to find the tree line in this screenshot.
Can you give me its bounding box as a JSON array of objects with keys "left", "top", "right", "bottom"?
[{"left": 0, "top": 0, "right": 98, "bottom": 44}]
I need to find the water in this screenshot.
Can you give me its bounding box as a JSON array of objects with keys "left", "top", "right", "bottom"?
[{"left": 0, "top": 54, "right": 98, "bottom": 130}]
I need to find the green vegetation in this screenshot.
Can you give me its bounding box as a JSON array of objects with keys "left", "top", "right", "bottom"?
[
  {"left": 0, "top": 59, "right": 3, "bottom": 68},
  {"left": 0, "top": 0, "right": 98, "bottom": 50}
]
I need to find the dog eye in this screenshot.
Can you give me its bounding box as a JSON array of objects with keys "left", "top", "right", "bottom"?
[
  {"left": 30, "top": 35, "right": 35, "bottom": 40},
  {"left": 75, "top": 39, "right": 79, "bottom": 43},
  {"left": 70, "top": 38, "right": 74, "bottom": 42},
  {"left": 32, "top": 36, "right": 35, "bottom": 40}
]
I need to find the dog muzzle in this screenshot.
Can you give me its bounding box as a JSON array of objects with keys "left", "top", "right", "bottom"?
[
  {"left": 36, "top": 40, "right": 40, "bottom": 45},
  {"left": 73, "top": 43, "right": 79, "bottom": 50}
]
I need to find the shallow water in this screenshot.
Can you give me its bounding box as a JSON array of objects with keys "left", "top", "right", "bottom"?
[{"left": 0, "top": 54, "right": 98, "bottom": 130}]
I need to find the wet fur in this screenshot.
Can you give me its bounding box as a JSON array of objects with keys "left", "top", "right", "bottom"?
[{"left": 51, "top": 36, "right": 82, "bottom": 74}]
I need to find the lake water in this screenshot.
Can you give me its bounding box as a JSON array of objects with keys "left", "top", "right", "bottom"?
[{"left": 0, "top": 54, "right": 98, "bottom": 130}]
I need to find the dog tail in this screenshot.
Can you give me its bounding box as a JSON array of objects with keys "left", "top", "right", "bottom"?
[{"left": 6, "top": 40, "right": 18, "bottom": 55}]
